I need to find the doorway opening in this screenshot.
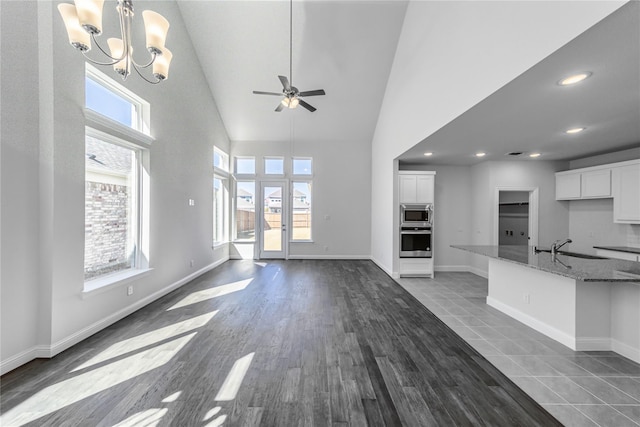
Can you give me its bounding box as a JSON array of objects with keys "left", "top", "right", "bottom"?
[{"left": 494, "top": 188, "right": 539, "bottom": 247}]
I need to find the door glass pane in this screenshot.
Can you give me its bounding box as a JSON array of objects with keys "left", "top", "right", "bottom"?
[
  {"left": 236, "top": 181, "right": 255, "bottom": 241},
  {"left": 292, "top": 182, "right": 311, "bottom": 240},
  {"left": 263, "top": 186, "right": 282, "bottom": 251}
]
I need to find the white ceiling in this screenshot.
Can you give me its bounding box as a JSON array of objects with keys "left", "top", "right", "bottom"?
[
  {"left": 399, "top": 1, "right": 640, "bottom": 166},
  {"left": 178, "top": 1, "right": 639, "bottom": 163},
  {"left": 178, "top": 0, "right": 408, "bottom": 143}
]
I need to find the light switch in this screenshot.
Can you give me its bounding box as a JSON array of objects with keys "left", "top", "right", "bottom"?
[{"left": 188, "top": 199, "right": 195, "bottom": 206}]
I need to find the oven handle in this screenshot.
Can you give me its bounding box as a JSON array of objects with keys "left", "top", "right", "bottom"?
[{"left": 400, "top": 230, "right": 432, "bottom": 235}]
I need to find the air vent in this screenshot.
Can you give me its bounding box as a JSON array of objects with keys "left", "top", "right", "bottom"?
[{"left": 506, "top": 152, "right": 523, "bottom": 156}]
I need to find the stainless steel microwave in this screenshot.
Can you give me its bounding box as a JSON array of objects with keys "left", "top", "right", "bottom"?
[{"left": 400, "top": 204, "right": 433, "bottom": 228}]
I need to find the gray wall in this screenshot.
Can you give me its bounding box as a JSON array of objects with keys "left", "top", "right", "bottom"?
[
  {"left": 1, "top": 1, "right": 231, "bottom": 372},
  {"left": 231, "top": 139, "right": 372, "bottom": 258}
]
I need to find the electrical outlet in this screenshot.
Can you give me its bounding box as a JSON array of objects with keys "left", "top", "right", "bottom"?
[
  {"left": 523, "top": 293, "right": 530, "bottom": 304},
  {"left": 127, "top": 286, "right": 134, "bottom": 296},
  {"left": 324, "top": 246, "right": 329, "bottom": 252}
]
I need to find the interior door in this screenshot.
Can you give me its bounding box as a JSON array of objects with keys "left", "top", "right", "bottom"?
[{"left": 260, "top": 181, "right": 288, "bottom": 259}]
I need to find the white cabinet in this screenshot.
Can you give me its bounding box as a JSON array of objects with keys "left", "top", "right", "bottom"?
[
  {"left": 556, "top": 167, "right": 611, "bottom": 200},
  {"left": 399, "top": 258, "right": 434, "bottom": 278},
  {"left": 556, "top": 173, "right": 582, "bottom": 200},
  {"left": 612, "top": 162, "right": 640, "bottom": 223},
  {"left": 581, "top": 169, "right": 611, "bottom": 198},
  {"left": 399, "top": 172, "right": 435, "bottom": 203}
]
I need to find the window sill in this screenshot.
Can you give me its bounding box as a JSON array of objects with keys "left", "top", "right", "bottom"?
[
  {"left": 213, "top": 241, "right": 229, "bottom": 249},
  {"left": 85, "top": 109, "right": 154, "bottom": 147},
  {"left": 82, "top": 268, "right": 153, "bottom": 299}
]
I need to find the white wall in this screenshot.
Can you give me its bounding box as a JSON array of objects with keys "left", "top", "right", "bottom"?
[
  {"left": 1, "top": 1, "right": 231, "bottom": 373},
  {"left": 566, "top": 148, "right": 640, "bottom": 254},
  {"left": 371, "top": 1, "right": 625, "bottom": 274},
  {"left": 231, "top": 138, "right": 371, "bottom": 258}
]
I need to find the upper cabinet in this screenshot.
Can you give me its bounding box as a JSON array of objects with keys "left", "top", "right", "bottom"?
[
  {"left": 612, "top": 162, "right": 640, "bottom": 223},
  {"left": 399, "top": 171, "right": 435, "bottom": 204},
  {"left": 556, "top": 159, "right": 640, "bottom": 224},
  {"left": 556, "top": 167, "right": 611, "bottom": 200}
]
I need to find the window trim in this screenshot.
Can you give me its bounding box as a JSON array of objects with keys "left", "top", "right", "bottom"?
[
  {"left": 290, "top": 180, "right": 313, "bottom": 242},
  {"left": 292, "top": 157, "right": 313, "bottom": 177},
  {"left": 234, "top": 156, "right": 256, "bottom": 177},
  {"left": 232, "top": 179, "right": 256, "bottom": 243},
  {"left": 214, "top": 147, "right": 230, "bottom": 174},
  {"left": 83, "top": 127, "right": 150, "bottom": 290},
  {"left": 213, "top": 175, "right": 229, "bottom": 247},
  {"left": 85, "top": 64, "right": 151, "bottom": 137},
  {"left": 264, "top": 156, "right": 285, "bottom": 176}
]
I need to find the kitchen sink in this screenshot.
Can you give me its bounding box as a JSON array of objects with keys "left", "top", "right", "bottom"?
[{"left": 534, "top": 248, "right": 608, "bottom": 260}]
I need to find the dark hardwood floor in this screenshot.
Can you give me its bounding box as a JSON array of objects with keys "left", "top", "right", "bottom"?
[{"left": 0, "top": 260, "right": 561, "bottom": 426}]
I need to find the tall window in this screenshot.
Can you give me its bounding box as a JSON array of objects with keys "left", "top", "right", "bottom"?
[
  {"left": 84, "top": 65, "right": 150, "bottom": 286},
  {"left": 291, "top": 182, "right": 312, "bottom": 241},
  {"left": 84, "top": 132, "right": 139, "bottom": 280},
  {"left": 235, "top": 181, "right": 256, "bottom": 241},
  {"left": 213, "top": 147, "right": 229, "bottom": 245}
]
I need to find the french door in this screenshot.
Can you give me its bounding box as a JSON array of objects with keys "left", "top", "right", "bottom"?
[{"left": 259, "top": 181, "right": 288, "bottom": 259}]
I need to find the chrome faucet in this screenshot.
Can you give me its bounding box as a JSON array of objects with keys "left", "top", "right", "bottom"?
[{"left": 550, "top": 238, "right": 572, "bottom": 254}]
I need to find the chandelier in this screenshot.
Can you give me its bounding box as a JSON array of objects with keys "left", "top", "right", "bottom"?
[{"left": 58, "top": 0, "right": 173, "bottom": 84}]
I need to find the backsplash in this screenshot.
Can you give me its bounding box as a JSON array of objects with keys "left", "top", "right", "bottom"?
[{"left": 627, "top": 225, "right": 640, "bottom": 248}]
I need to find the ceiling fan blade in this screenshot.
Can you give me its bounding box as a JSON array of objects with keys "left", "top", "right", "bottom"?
[
  {"left": 275, "top": 102, "right": 285, "bottom": 112},
  {"left": 299, "top": 89, "right": 325, "bottom": 97},
  {"left": 278, "top": 75, "right": 291, "bottom": 91},
  {"left": 253, "top": 90, "right": 282, "bottom": 96},
  {"left": 298, "top": 99, "right": 317, "bottom": 112}
]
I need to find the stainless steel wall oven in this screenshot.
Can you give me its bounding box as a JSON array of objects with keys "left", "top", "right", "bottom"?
[{"left": 400, "top": 227, "right": 432, "bottom": 258}]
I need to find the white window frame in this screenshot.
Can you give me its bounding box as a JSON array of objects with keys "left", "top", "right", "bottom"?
[
  {"left": 264, "top": 156, "right": 285, "bottom": 176},
  {"left": 234, "top": 156, "right": 256, "bottom": 177},
  {"left": 213, "top": 147, "right": 230, "bottom": 247},
  {"left": 82, "top": 67, "right": 152, "bottom": 297},
  {"left": 214, "top": 147, "right": 230, "bottom": 173},
  {"left": 292, "top": 157, "right": 313, "bottom": 177},
  {"left": 233, "top": 179, "right": 256, "bottom": 242},
  {"left": 290, "top": 180, "right": 313, "bottom": 242}
]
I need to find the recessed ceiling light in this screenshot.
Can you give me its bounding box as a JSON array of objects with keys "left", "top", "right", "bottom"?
[
  {"left": 529, "top": 153, "right": 541, "bottom": 158},
  {"left": 475, "top": 152, "right": 486, "bottom": 157},
  {"left": 558, "top": 72, "right": 592, "bottom": 86},
  {"left": 565, "top": 127, "right": 586, "bottom": 134},
  {"left": 423, "top": 152, "right": 433, "bottom": 156}
]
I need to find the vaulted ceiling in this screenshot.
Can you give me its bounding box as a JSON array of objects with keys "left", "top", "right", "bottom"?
[{"left": 179, "top": 1, "right": 639, "bottom": 163}]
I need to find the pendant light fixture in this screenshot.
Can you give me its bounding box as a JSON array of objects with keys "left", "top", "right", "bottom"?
[{"left": 58, "top": 0, "right": 173, "bottom": 84}]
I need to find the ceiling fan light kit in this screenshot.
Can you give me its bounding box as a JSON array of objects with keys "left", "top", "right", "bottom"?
[{"left": 252, "top": 0, "right": 325, "bottom": 112}]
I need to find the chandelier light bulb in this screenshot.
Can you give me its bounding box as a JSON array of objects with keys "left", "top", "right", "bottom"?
[
  {"left": 74, "top": 0, "right": 105, "bottom": 35},
  {"left": 107, "top": 38, "right": 128, "bottom": 75},
  {"left": 281, "top": 98, "right": 291, "bottom": 107},
  {"left": 142, "top": 10, "right": 170, "bottom": 54},
  {"left": 289, "top": 97, "right": 299, "bottom": 109},
  {"left": 153, "top": 48, "right": 173, "bottom": 80},
  {"left": 58, "top": 3, "right": 91, "bottom": 51}
]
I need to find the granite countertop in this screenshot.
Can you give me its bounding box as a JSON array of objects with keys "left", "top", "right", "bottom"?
[
  {"left": 451, "top": 245, "right": 640, "bottom": 282},
  {"left": 593, "top": 246, "right": 640, "bottom": 255}
]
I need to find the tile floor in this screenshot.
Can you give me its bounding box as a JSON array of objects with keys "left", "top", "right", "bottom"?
[{"left": 396, "top": 272, "right": 640, "bottom": 427}]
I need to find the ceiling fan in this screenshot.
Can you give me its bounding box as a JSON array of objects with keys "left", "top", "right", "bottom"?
[{"left": 252, "top": 0, "right": 325, "bottom": 112}]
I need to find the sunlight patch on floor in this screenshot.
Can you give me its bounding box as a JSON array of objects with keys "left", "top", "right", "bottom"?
[
  {"left": 72, "top": 311, "right": 217, "bottom": 372},
  {"left": 0, "top": 333, "right": 196, "bottom": 426},
  {"left": 204, "top": 414, "right": 227, "bottom": 427},
  {"left": 214, "top": 352, "right": 255, "bottom": 401},
  {"left": 203, "top": 406, "right": 222, "bottom": 421},
  {"left": 161, "top": 391, "right": 182, "bottom": 403},
  {"left": 112, "top": 408, "right": 168, "bottom": 427},
  {"left": 168, "top": 279, "right": 253, "bottom": 311}
]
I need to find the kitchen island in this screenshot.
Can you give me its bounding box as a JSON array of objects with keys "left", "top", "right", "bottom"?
[{"left": 452, "top": 245, "right": 640, "bottom": 363}]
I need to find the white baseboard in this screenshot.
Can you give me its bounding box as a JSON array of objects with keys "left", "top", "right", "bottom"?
[
  {"left": 0, "top": 257, "right": 228, "bottom": 375},
  {"left": 287, "top": 254, "right": 371, "bottom": 260},
  {"left": 487, "top": 296, "right": 576, "bottom": 350},
  {"left": 369, "top": 256, "right": 394, "bottom": 278},
  {"left": 467, "top": 266, "right": 488, "bottom": 278},
  {"left": 0, "top": 345, "right": 50, "bottom": 376},
  {"left": 575, "top": 337, "right": 612, "bottom": 352},
  {"left": 435, "top": 265, "right": 473, "bottom": 273},
  {"left": 611, "top": 338, "right": 640, "bottom": 364}
]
